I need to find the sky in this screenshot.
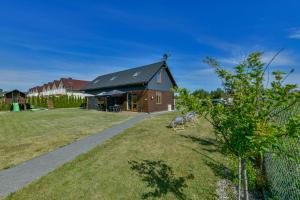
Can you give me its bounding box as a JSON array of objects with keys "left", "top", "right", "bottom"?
[{"left": 0, "top": 0, "right": 300, "bottom": 92}]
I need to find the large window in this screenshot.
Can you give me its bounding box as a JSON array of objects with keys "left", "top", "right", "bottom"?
[
  {"left": 156, "top": 91, "right": 162, "bottom": 104},
  {"left": 156, "top": 69, "right": 162, "bottom": 83}
]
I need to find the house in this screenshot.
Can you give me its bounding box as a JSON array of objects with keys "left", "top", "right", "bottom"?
[
  {"left": 83, "top": 61, "right": 177, "bottom": 112},
  {"left": 4, "top": 89, "right": 27, "bottom": 110},
  {"left": 28, "top": 78, "right": 89, "bottom": 97}
]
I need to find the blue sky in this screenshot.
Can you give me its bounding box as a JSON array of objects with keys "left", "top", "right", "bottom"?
[{"left": 0, "top": 0, "right": 300, "bottom": 91}]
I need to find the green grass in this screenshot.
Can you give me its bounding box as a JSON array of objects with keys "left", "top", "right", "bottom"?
[
  {"left": 5, "top": 112, "right": 229, "bottom": 200},
  {"left": 0, "top": 108, "right": 133, "bottom": 170}
]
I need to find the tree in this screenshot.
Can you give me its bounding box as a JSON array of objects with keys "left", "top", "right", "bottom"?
[
  {"left": 176, "top": 52, "right": 300, "bottom": 200},
  {"left": 210, "top": 88, "right": 225, "bottom": 99},
  {"left": 192, "top": 89, "right": 209, "bottom": 99}
]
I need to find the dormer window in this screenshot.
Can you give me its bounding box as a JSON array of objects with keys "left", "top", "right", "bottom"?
[
  {"left": 156, "top": 69, "right": 162, "bottom": 83},
  {"left": 110, "top": 76, "right": 117, "bottom": 81},
  {"left": 133, "top": 72, "right": 140, "bottom": 77}
]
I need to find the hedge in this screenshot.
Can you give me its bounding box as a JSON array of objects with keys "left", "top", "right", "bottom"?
[
  {"left": 0, "top": 99, "right": 10, "bottom": 111},
  {"left": 27, "top": 96, "right": 86, "bottom": 109}
]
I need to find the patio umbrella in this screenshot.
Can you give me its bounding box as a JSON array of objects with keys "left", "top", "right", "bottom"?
[
  {"left": 96, "top": 90, "right": 125, "bottom": 97},
  {"left": 96, "top": 90, "right": 125, "bottom": 111},
  {"left": 97, "top": 92, "right": 109, "bottom": 97},
  {"left": 106, "top": 90, "right": 125, "bottom": 97},
  {"left": 83, "top": 93, "right": 95, "bottom": 97}
]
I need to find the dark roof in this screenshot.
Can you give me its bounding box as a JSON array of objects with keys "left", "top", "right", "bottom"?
[
  {"left": 4, "top": 89, "right": 26, "bottom": 96},
  {"left": 84, "top": 61, "right": 176, "bottom": 91}
]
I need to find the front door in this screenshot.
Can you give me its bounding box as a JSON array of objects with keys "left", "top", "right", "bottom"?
[{"left": 127, "top": 94, "right": 138, "bottom": 111}]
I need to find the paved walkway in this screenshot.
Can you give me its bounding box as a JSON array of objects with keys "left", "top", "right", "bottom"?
[{"left": 0, "top": 112, "right": 163, "bottom": 197}]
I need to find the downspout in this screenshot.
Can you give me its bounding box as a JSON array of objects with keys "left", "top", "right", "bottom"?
[{"left": 141, "top": 82, "right": 149, "bottom": 113}]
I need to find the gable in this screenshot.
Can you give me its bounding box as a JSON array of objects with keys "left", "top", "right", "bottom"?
[
  {"left": 59, "top": 81, "right": 64, "bottom": 88},
  {"left": 42, "top": 85, "right": 47, "bottom": 91},
  {"left": 147, "top": 67, "right": 176, "bottom": 91}
]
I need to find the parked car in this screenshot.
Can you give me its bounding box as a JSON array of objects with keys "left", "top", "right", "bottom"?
[{"left": 212, "top": 99, "right": 225, "bottom": 105}]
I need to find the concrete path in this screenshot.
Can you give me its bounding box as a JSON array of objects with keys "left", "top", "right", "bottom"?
[{"left": 0, "top": 112, "right": 162, "bottom": 197}]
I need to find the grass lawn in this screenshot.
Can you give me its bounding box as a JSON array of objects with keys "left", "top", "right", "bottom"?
[
  {"left": 5, "top": 112, "right": 229, "bottom": 200},
  {"left": 0, "top": 108, "right": 134, "bottom": 170}
]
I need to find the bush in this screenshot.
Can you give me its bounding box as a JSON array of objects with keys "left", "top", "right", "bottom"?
[
  {"left": 0, "top": 102, "right": 10, "bottom": 111},
  {"left": 0, "top": 99, "right": 10, "bottom": 111},
  {"left": 27, "top": 96, "right": 86, "bottom": 109}
]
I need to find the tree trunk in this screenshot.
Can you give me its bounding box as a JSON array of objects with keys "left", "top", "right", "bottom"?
[
  {"left": 255, "top": 154, "right": 266, "bottom": 189},
  {"left": 238, "top": 157, "right": 242, "bottom": 200},
  {"left": 242, "top": 159, "right": 249, "bottom": 200}
]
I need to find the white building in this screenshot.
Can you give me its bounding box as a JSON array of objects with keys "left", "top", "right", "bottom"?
[{"left": 28, "top": 78, "right": 89, "bottom": 98}]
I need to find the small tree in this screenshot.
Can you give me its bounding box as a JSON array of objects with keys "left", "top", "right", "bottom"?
[{"left": 176, "top": 52, "right": 300, "bottom": 200}]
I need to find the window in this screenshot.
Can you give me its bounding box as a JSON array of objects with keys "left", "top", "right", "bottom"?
[
  {"left": 133, "top": 72, "right": 140, "bottom": 77},
  {"left": 156, "top": 70, "right": 162, "bottom": 83},
  {"left": 156, "top": 91, "right": 162, "bottom": 104},
  {"left": 110, "top": 76, "right": 117, "bottom": 81}
]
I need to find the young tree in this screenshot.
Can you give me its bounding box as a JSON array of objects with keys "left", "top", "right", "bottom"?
[{"left": 176, "top": 52, "right": 300, "bottom": 200}]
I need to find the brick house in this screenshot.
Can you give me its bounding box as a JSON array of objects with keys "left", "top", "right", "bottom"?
[
  {"left": 83, "top": 61, "right": 177, "bottom": 112},
  {"left": 4, "top": 90, "right": 26, "bottom": 104},
  {"left": 3, "top": 89, "right": 26, "bottom": 110}
]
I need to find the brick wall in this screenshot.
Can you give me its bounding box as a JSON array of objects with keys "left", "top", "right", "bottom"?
[{"left": 146, "top": 90, "right": 174, "bottom": 112}]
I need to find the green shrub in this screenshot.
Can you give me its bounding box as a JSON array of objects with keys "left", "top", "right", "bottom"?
[
  {"left": 0, "top": 100, "right": 10, "bottom": 111},
  {"left": 26, "top": 96, "right": 86, "bottom": 109}
]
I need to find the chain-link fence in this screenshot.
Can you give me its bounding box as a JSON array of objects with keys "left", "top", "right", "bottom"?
[{"left": 264, "top": 103, "right": 300, "bottom": 200}]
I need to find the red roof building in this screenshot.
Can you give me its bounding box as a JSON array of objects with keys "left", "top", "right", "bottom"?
[{"left": 27, "top": 78, "right": 89, "bottom": 97}]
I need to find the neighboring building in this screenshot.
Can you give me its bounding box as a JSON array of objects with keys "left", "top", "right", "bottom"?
[
  {"left": 0, "top": 89, "right": 5, "bottom": 98},
  {"left": 28, "top": 78, "right": 89, "bottom": 97},
  {"left": 83, "top": 61, "right": 177, "bottom": 112},
  {"left": 4, "top": 89, "right": 26, "bottom": 109}
]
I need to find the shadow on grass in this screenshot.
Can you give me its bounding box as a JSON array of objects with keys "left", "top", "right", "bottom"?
[
  {"left": 179, "top": 134, "right": 219, "bottom": 153},
  {"left": 204, "top": 160, "right": 230, "bottom": 179},
  {"left": 128, "top": 160, "right": 194, "bottom": 200},
  {"left": 179, "top": 135, "right": 216, "bottom": 146},
  {"left": 179, "top": 135, "right": 234, "bottom": 182}
]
